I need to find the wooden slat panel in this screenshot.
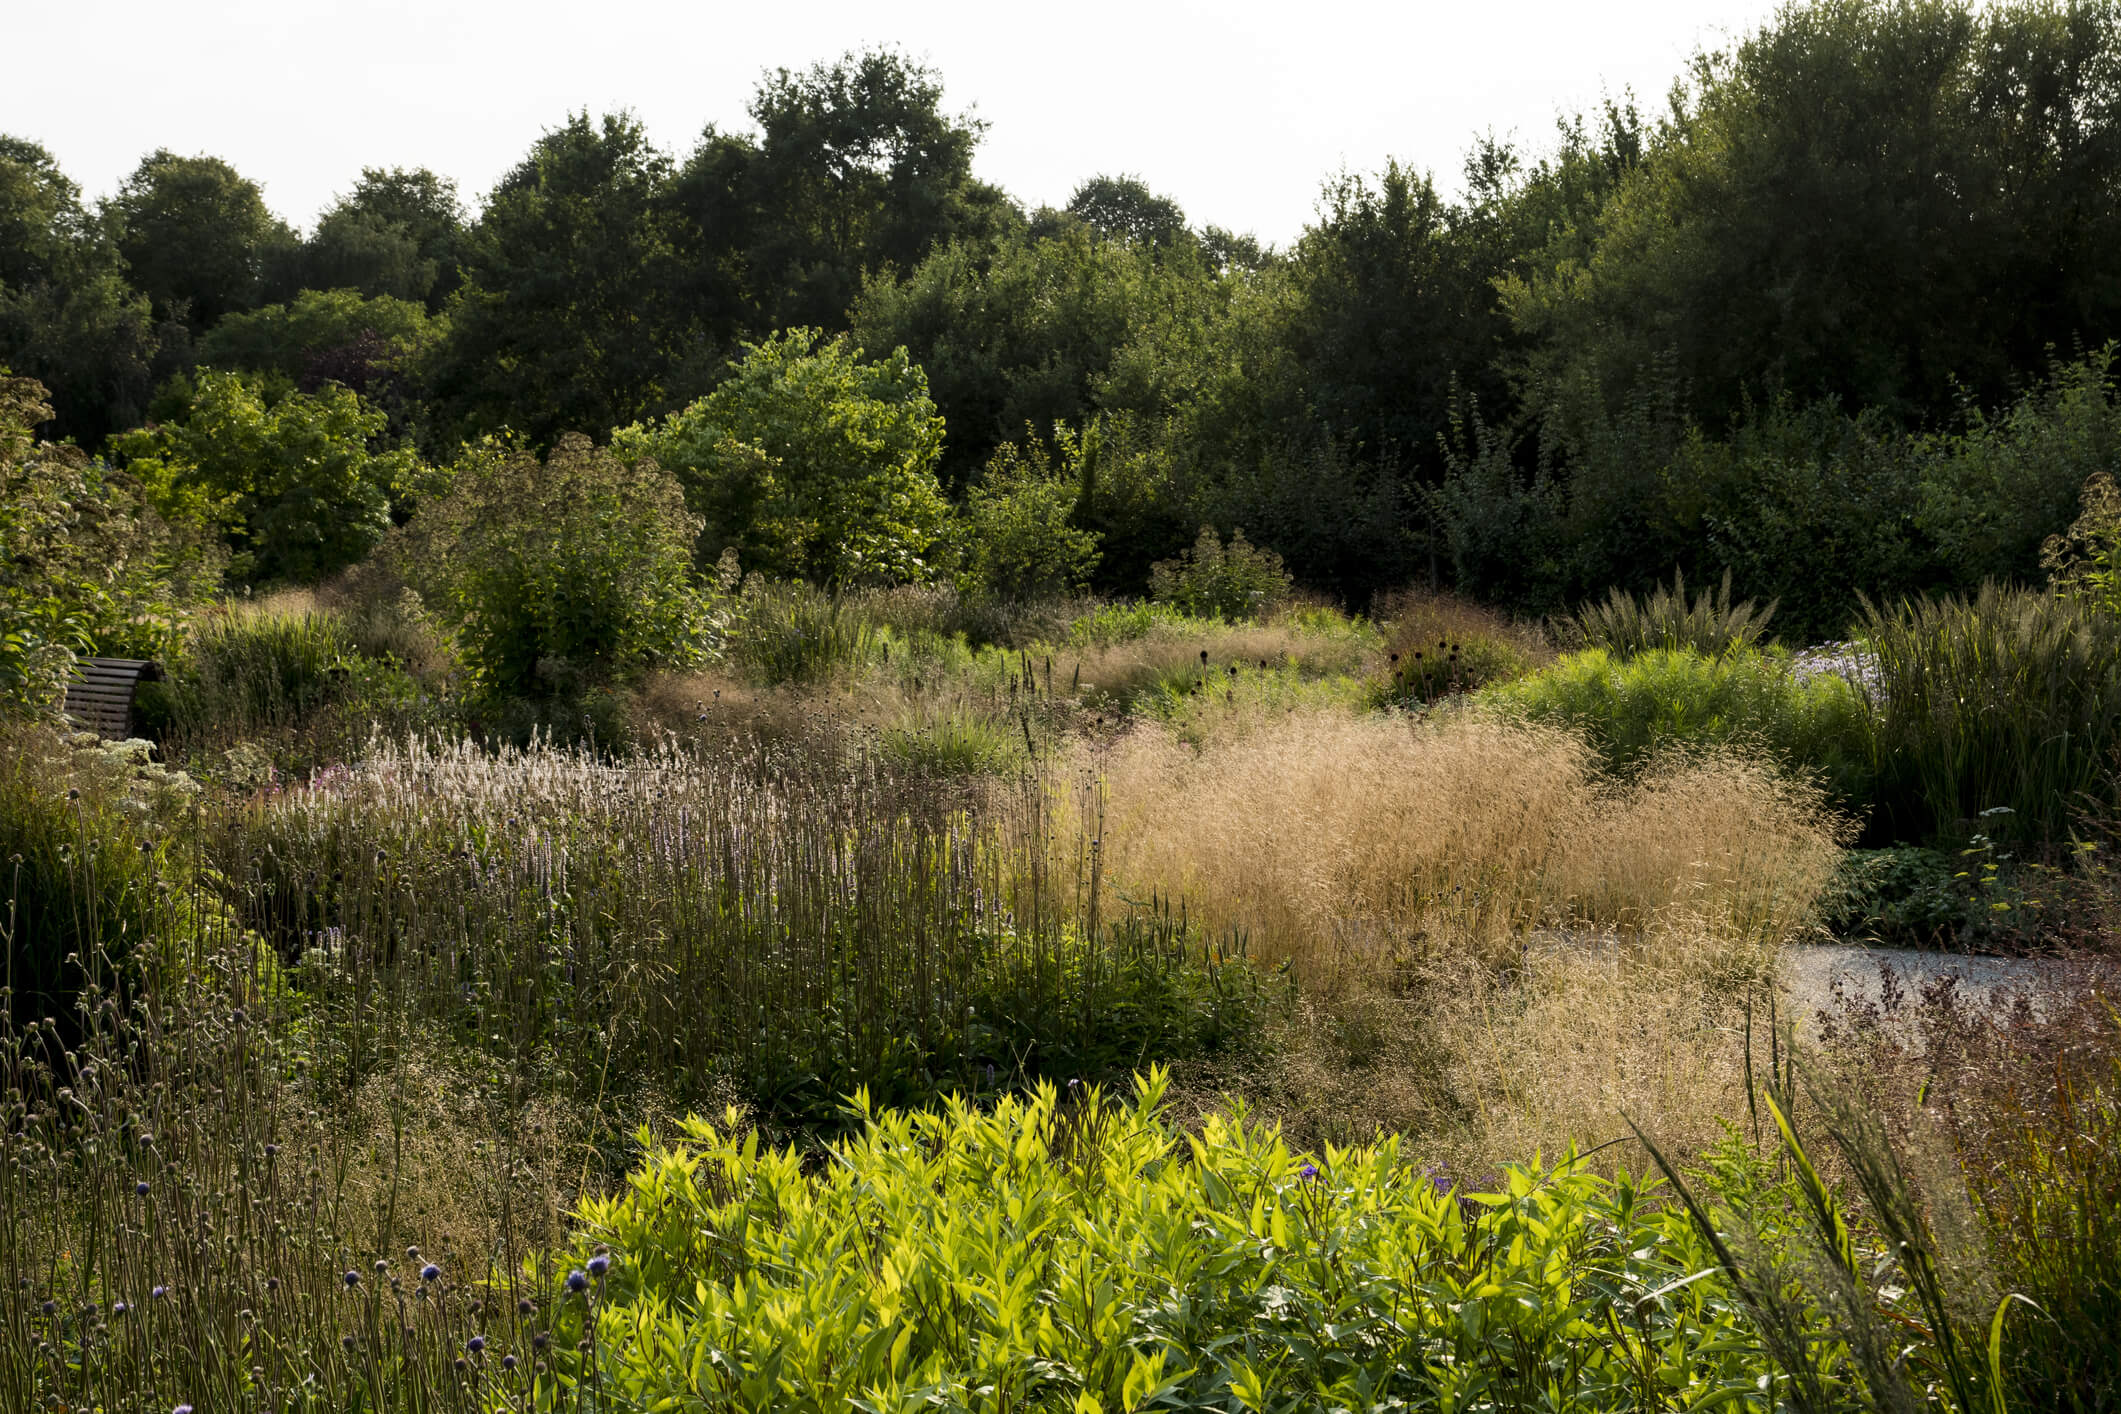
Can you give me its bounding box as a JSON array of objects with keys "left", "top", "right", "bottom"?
[{"left": 61, "top": 656, "right": 161, "bottom": 740}]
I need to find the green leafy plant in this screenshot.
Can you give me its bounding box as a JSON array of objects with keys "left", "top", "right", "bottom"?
[
  {"left": 1148, "top": 524, "right": 1292, "bottom": 621},
  {"left": 614, "top": 329, "right": 954, "bottom": 586},
  {"left": 393, "top": 434, "right": 715, "bottom": 697},
  {"left": 563, "top": 1073, "right": 1808, "bottom": 1412},
  {"left": 112, "top": 370, "right": 420, "bottom": 586},
  {"left": 959, "top": 438, "right": 1101, "bottom": 599},
  {"left": 728, "top": 577, "right": 882, "bottom": 686}
]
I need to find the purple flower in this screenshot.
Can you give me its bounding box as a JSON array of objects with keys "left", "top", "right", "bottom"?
[
  {"left": 151, "top": 1286, "right": 168, "bottom": 1300},
  {"left": 586, "top": 1253, "right": 610, "bottom": 1278},
  {"left": 421, "top": 1264, "right": 441, "bottom": 1283},
  {"left": 174, "top": 1406, "right": 194, "bottom": 1414},
  {"left": 343, "top": 1270, "right": 360, "bottom": 1288},
  {"left": 467, "top": 1334, "right": 486, "bottom": 1353},
  {"left": 135, "top": 1180, "right": 149, "bottom": 1197},
  {"left": 565, "top": 1269, "right": 589, "bottom": 1293},
  {"left": 1299, "top": 1164, "right": 1319, "bottom": 1181},
  {"left": 112, "top": 1301, "right": 128, "bottom": 1317}
]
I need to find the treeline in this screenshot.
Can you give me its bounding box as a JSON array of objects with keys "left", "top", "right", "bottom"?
[{"left": 5, "top": 0, "right": 2121, "bottom": 636}]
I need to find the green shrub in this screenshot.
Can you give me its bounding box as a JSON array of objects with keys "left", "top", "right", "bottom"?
[
  {"left": 729, "top": 578, "right": 882, "bottom": 686},
  {"left": 1485, "top": 646, "right": 1871, "bottom": 806},
  {"left": 394, "top": 434, "right": 716, "bottom": 697},
  {"left": 1856, "top": 583, "right": 2121, "bottom": 844},
  {"left": 960, "top": 439, "right": 1102, "bottom": 599},
  {"left": 1148, "top": 525, "right": 1292, "bottom": 621},
  {"left": 562, "top": 1074, "right": 1800, "bottom": 1412},
  {"left": 0, "top": 729, "right": 188, "bottom": 1030},
  {"left": 1565, "top": 569, "right": 1777, "bottom": 658}
]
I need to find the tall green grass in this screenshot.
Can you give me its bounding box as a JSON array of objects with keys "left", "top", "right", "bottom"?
[
  {"left": 1484, "top": 647, "right": 1872, "bottom": 808},
  {"left": 1565, "top": 570, "right": 1778, "bottom": 658},
  {"left": 729, "top": 580, "right": 882, "bottom": 685},
  {"left": 1856, "top": 583, "right": 2121, "bottom": 843}
]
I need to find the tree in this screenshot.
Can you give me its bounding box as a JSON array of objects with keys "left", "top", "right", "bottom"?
[
  {"left": 431, "top": 113, "right": 691, "bottom": 442},
  {"left": 1, "top": 372, "right": 216, "bottom": 715},
  {"left": 200, "top": 288, "right": 443, "bottom": 385},
  {"left": 0, "top": 137, "right": 158, "bottom": 445},
  {"left": 105, "top": 150, "right": 294, "bottom": 331},
  {"left": 392, "top": 434, "right": 711, "bottom": 696},
  {"left": 1503, "top": 0, "right": 2121, "bottom": 435},
  {"left": 675, "top": 48, "right": 1018, "bottom": 334},
  {"left": 300, "top": 166, "right": 466, "bottom": 309},
  {"left": 613, "top": 329, "right": 951, "bottom": 585},
  {"left": 1067, "top": 174, "right": 1188, "bottom": 247},
  {"left": 112, "top": 371, "right": 418, "bottom": 585}
]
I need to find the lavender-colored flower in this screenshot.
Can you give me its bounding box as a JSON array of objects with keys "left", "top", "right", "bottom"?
[
  {"left": 1299, "top": 1164, "right": 1319, "bottom": 1181},
  {"left": 174, "top": 1405, "right": 194, "bottom": 1414},
  {"left": 112, "top": 1301, "right": 128, "bottom": 1317},
  {"left": 421, "top": 1264, "right": 441, "bottom": 1283},
  {"left": 565, "top": 1269, "right": 589, "bottom": 1293},
  {"left": 586, "top": 1253, "right": 610, "bottom": 1278},
  {"left": 151, "top": 1286, "right": 168, "bottom": 1300}
]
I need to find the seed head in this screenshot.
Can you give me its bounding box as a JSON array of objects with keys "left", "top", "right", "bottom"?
[
  {"left": 342, "top": 1270, "right": 359, "bottom": 1288},
  {"left": 136, "top": 1180, "right": 149, "bottom": 1197},
  {"left": 468, "top": 1334, "right": 486, "bottom": 1353}
]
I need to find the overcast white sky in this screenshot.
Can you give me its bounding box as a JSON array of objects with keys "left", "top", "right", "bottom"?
[{"left": 6, "top": 0, "right": 1781, "bottom": 247}]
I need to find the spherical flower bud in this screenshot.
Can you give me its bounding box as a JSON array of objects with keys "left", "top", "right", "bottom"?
[
  {"left": 467, "top": 1334, "right": 486, "bottom": 1353},
  {"left": 565, "top": 1270, "right": 588, "bottom": 1293},
  {"left": 342, "top": 1270, "right": 359, "bottom": 1288},
  {"left": 421, "top": 1264, "right": 440, "bottom": 1283},
  {"left": 135, "top": 1181, "right": 150, "bottom": 1197},
  {"left": 586, "top": 1253, "right": 610, "bottom": 1278}
]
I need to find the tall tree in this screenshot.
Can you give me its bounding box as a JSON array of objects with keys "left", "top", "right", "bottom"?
[
  {"left": 0, "top": 137, "right": 158, "bottom": 445},
  {"left": 1067, "top": 174, "right": 1188, "bottom": 247},
  {"left": 431, "top": 112, "right": 692, "bottom": 443},
  {"left": 105, "top": 150, "right": 293, "bottom": 331},
  {"left": 676, "top": 48, "right": 1019, "bottom": 334},
  {"left": 301, "top": 166, "right": 466, "bottom": 309}
]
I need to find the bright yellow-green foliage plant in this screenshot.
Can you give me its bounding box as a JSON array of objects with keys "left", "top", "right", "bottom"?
[
  {"left": 615, "top": 329, "right": 952, "bottom": 586},
  {"left": 554, "top": 1073, "right": 1797, "bottom": 1413}
]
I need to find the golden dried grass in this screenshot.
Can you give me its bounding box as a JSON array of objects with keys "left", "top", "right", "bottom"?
[{"left": 1091, "top": 709, "right": 1842, "bottom": 985}]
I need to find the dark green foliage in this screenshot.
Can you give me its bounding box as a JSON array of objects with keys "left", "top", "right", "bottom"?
[
  {"left": 105, "top": 149, "right": 293, "bottom": 331},
  {"left": 431, "top": 113, "right": 693, "bottom": 443},
  {"left": 1855, "top": 584, "right": 2121, "bottom": 844},
  {"left": 1066, "top": 173, "right": 1188, "bottom": 247},
  {"left": 0, "top": 138, "right": 160, "bottom": 448},
  {"left": 1819, "top": 846, "right": 1975, "bottom": 946},
  {"left": 297, "top": 166, "right": 465, "bottom": 310}
]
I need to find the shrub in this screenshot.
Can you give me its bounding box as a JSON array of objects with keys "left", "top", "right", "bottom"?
[
  {"left": 1, "top": 373, "right": 214, "bottom": 717},
  {"left": 960, "top": 439, "right": 1101, "bottom": 599},
  {"left": 613, "top": 329, "right": 953, "bottom": 585},
  {"left": 1565, "top": 569, "right": 1777, "bottom": 658},
  {"left": 564, "top": 1075, "right": 1794, "bottom": 1413},
  {"left": 112, "top": 370, "right": 420, "bottom": 586},
  {"left": 1485, "top": 647, "right": 1872, "bottom": 809},
  {"left": 393, "top": 434, "right": 716, "bottom": 697},
  {"left": 1148, "top": 525, "right": 1293, "bottom": 621},
  {"left": 1855, "top": 583, "right": 2121, "bottom": 844},
  {"left": 2042, "top": 468, "right": 2121, "bottom": 615},
  {"left": 1370, "top": 588, "right": 1546, "bottom": 707}
]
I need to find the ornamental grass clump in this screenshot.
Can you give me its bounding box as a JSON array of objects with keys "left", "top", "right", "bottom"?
[
  {"left": 1855, "top": 582, "right": 2121, "bottom": 844},
  {"left": 1566, "top": 569, "right": 1777, "bottom": 658},
  {"left": 561, "top": 1071, "right": 1821, "bottom": 1412}
]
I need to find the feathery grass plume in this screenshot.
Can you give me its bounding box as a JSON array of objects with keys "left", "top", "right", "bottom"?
[
  {"left": 1855, "top": 582, "right": 2121, "bottom": 843},
  {"left": 1565, "top": 569, "right": 1778, "bottom": 658}
]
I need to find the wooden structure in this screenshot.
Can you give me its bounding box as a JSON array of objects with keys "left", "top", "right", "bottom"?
[{"left": 62, "top": 657, "right": 162, "bottom": 739}]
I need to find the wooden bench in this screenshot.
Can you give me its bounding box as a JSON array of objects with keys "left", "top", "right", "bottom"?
[{"left": 62, "top": 657, "right": 163, "bottom": 740}]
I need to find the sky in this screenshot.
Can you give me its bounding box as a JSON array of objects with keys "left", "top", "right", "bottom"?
[{"left": 5, "top": 0, "right": 1781, "bottom": 248}]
